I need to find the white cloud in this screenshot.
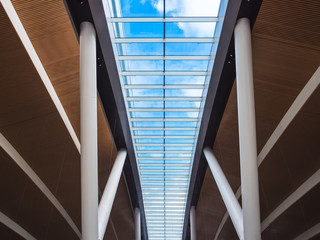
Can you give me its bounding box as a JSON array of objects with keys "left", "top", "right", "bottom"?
[{"left": 151, "top": 0, "right": 221, "bottom": 36}]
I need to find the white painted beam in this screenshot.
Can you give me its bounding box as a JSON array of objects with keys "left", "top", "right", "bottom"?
[
  {"left": 0, "top": 212, "right": 36, "bottom": 240},
  {"left": 0, "top": 133, "right": 81, "bottom": 238},
  {"left": 204, "top": 147, "right": 244, "bottom": 240},
  {"left": 123, "top": 84, "right": 207, "bottom": 89},
  {"left": 235, "top": 18, "right": 261, "bottom": 240},
  {"left": 128, "top": 108, "right": 201, "bottom": 112},
  {"left": 129, "top": 118, "right": 199, "bottom": 122},
  {"left": 135, "top": 208, "right": 141, "bottom": 240},
  {"left": 113, "top": 37, "right": 218, "bottom": 43},
  {"left": 108, "top": 17, "right": 221, "bottom": 23},
  {"left": 116, "top": 55, "right": 213, "bottom": 60},
  {"left": 80, "top": 21, "right": 98, "bottom": 240},
  {"left": 120, "top": 71, "right": 210, "bottom": 76},
  {"left": 294, "top": 222, "right": 320, "bottom": 240},
  {"left": 98, "top": 149, "right": 127, "bottom": 240},
  {"left": 126, "top": 97, "right": 203, "bottom": 101},
  {"left": 1, "top": 0, "right": 80, "bottom": 152},
  {"left": 261, "top": 169, "right": 320, "bottom": 231},
  {"left": 190, "top": 206, "right": 197, "bottom": 240}
]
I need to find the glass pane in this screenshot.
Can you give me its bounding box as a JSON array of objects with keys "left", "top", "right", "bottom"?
[
  {"left": 119, "top": 0, "right": 163, "bottom": 17},
  {"left": 165, "top": 22, "right": 216, "bottom": 38},
  {"left": 166, "top": 42, "right": 215, "bottom": 55},
  {"left": 164, "top": 0, "right": 221, "bottom": 17},
  {"left": 165, "top": 60, "right": 209, "bottom": 71},
  {"left": 113, "top": 22, "right": 164, "bottom": 38},
  {"left": 116, "top": 43, "right": 163, "bottom": 56},
  {"left": 105, "top": 0, "right": 229, "bottom": 238},
  {"left": 120, "top": 60, "right": 163, "bottom": 71}
]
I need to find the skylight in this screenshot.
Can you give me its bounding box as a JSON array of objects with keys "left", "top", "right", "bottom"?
[{"left": 103, "top": 0, "right": 228, "bottom": 239}]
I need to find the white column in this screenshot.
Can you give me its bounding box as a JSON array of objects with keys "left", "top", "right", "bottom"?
[
  {"left": 190, "top": 206, "right": 197, "bottom": 240},
  {"left": 80, "top": 21, "right": 98, "bottom": 240},
  {"left": 135, "top": 208, "right": 141, "bottom": 240},
  {"left": 234, "top": 18, "right": 261, "bottom": 240},
  {"left": 203, "top": 147, "right": 243, "bottom": 240},
  {"left": 98, "top": 149, "right": 127, "bottom": 240}
]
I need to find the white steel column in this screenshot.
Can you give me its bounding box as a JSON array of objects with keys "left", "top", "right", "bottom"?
[
  {"left": 135, "top": 208, "right": 141, "bottom": 240},
  {"left": 190, "top": 206, "right": 197, "bottom": 240},
  {"left": 98, "top": 149, "right": 127, "bottom": 240},
  {"left": 203, "top": 147, "right": 243, "bottom": 239},
  {"left": 80, "top": 21, "right": 98, "bottom": 240},
  {"left": 234, "top": 18, "right": 261, "bottom": 240}
]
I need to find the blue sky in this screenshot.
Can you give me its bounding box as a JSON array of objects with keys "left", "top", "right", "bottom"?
[{"left": 103, "top": 0, "right": 228, "bottom": 238}]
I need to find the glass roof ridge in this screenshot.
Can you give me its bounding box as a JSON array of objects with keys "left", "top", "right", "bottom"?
[{"left": 104, "top": 0, "right": 228, "bottom": 238}]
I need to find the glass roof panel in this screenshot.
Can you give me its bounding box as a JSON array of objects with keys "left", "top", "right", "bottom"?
[{"left": 103, "top": 0, "right": 228, "bottom": 238}]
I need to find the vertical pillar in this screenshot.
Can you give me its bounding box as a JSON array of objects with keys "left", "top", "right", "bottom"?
[
  {"left": 80, "top": 21, "right": 98, "bottom": 240},
  {"left": 190, "top": 206, "right": 196, "bottom": 240},
  {"left": 135, "top": 208, "right": 141, "bottom": 240},
  {"left": 234, "top": 18, "right": 261, "bottom": 240},
  {"left": 203, "top": 147, "right": 243, "bottom": 239},
  {"left": 98, "top": 149, "right": 127, "bottom": 240}
]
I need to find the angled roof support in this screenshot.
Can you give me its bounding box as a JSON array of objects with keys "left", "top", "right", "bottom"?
[
  {"left": 190, "top": 206, "right": 197, "bottom": 240},
  {"left": 203, "top": 147, "right": 244, "bottom": 239},
  {"left": 294, "top": 222, "right": 320, "bottom": 240},
  {"left": 0, "top": 211, "right": 36, "bottom": 240},
  {"left": 261, "top": 169, "right": 320, "bottom": 232},
  {"left": 98, "top": 149, "right": 127, "bottom": 240}
]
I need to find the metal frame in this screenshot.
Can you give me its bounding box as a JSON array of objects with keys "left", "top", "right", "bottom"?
[
  {"left": 117, "top": 55, "right": 213, "bottom": 60},
  {"left": 112, "top": 38, "right": 218, "bottom": 43},
  {"left": 123, "top": 84, "right": 207, "bottom": 89},
  {"left": 128, "top": 108, "right": 202, "bottom": 112},
  {"left": 120, "top": 71, "right": 210, "bottom": 76},
  {"left": 107, "top": 17, "right": 221, "bottom": 23},
  {"left": 126, "top": 97, "right": 203, "bottom": 101}
]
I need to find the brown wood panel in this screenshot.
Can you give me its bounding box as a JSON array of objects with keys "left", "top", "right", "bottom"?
[{"left": 3, "top": 0, "right": 135, "bottom": 238}]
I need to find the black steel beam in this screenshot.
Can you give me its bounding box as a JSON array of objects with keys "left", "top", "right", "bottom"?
[
  {"left": 63, "top": 0, "right": 148, "bottom": 239},
  {"left": 182, "top": 0, "right": 263, "bottom": 239}
]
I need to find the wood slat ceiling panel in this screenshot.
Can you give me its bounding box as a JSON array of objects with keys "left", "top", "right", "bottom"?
[
  {"left": 196, "top": 0, "right": 320, "bottom": 238},
  {"left": 0, "top": 222, "right": 24, "bottom": 240},
  {"left": 253, "top": 0, "right": 320, "bottom": 51},
  {"left": 0, "top": 3, "right": 81, "bottom": 238},
  {"left": 0, "top": 147, "right": 78, "bottom": 240},
  {"left": 262, "top": 184, "right": 320, "bottom": 240},
  {"left": 8, "top": 0, "right": 135, "bottom": 238}
]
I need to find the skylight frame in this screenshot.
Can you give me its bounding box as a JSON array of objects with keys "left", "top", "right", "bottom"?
[{"left": 103, "top": 0, "right": 228, "bottom": 238}]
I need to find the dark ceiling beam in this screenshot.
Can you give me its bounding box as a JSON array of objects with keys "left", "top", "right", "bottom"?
[
  {"left": 63, "top": 0, "right": 148, "bottom": 239},
  {"left": 183, "top": 0, "right": 263, "bottom": 239}
]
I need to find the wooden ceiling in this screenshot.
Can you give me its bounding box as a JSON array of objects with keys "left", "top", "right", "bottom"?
[
  {"left": 196, "top": 0, "right": 320, "bottom": 239},
  {"left": 0, "top": 0, "right": 319, "bottom": 239},
  {"left": 0, "top": 0, "right": 134, "bottom": 239}
]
